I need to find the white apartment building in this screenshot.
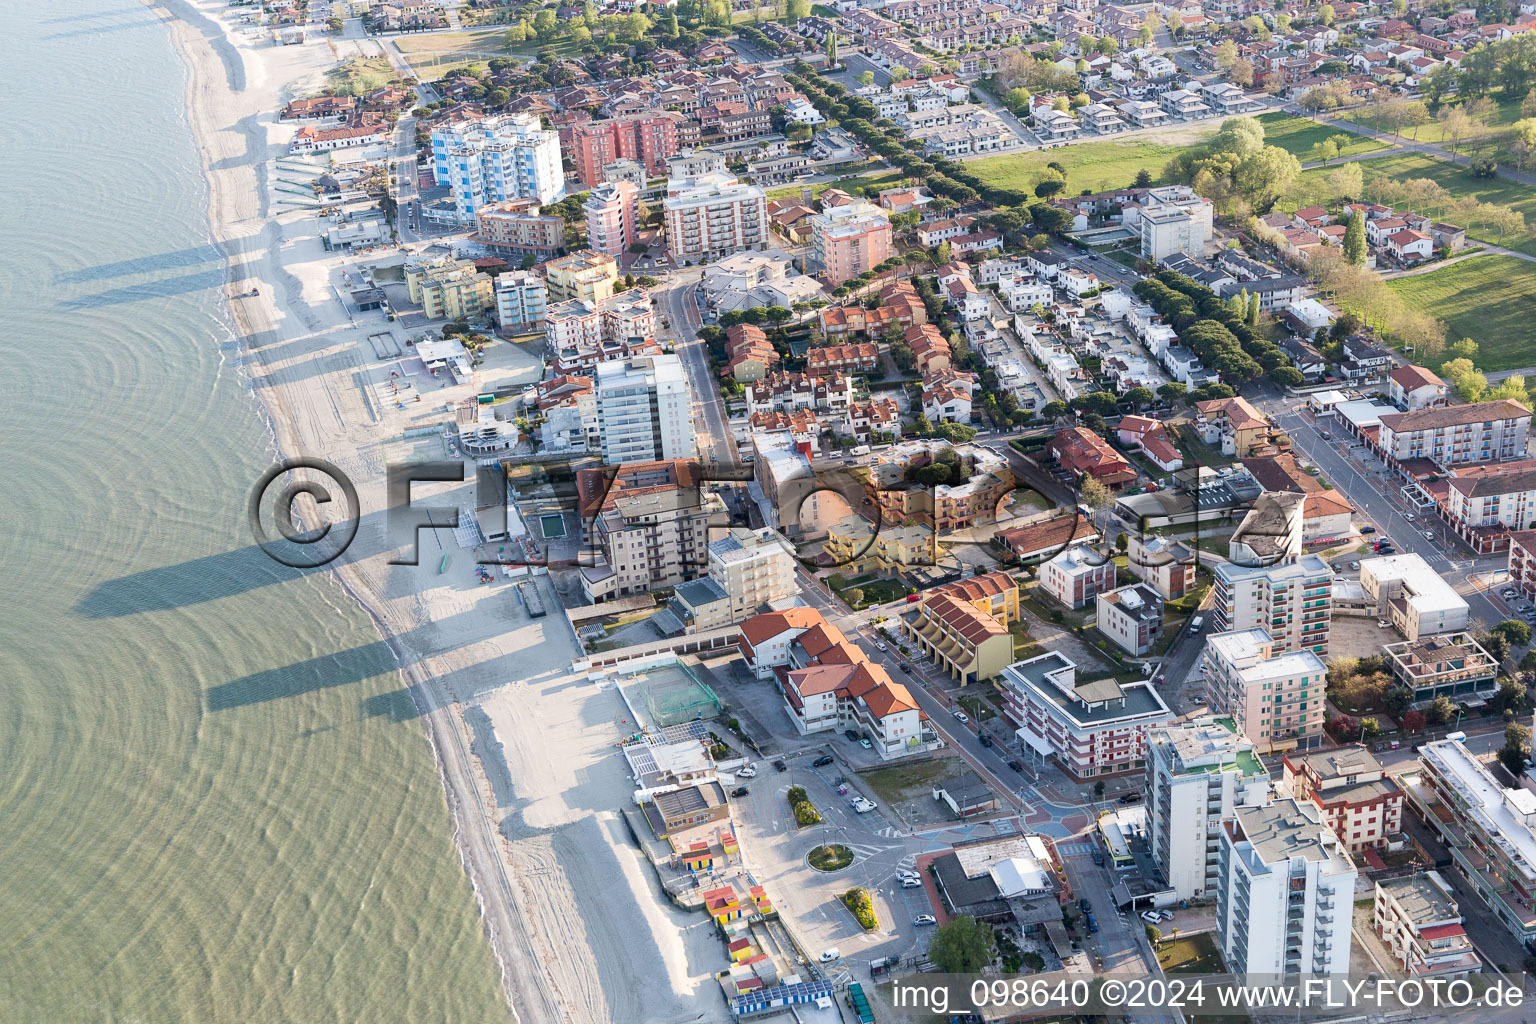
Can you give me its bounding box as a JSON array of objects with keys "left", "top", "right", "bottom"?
[
  {"left": 1212, "top": 554, "right": 1332, "bottom": 657},
  {"left": 662, "top": 172, "right": 768, "bottom": 261},
  {"left": 1095, "top": 583, "right": 1163, "bottom": 657},
  {"left": 1137, "top": 185, "right": 1213, "bottom": 261},
  {"left": 1376, "top": 399, "right": 1531, "bottom": 469},
  {"left": 493, "top": 269, "right": 548, "bottom": 330},
  {"left": 1216, "top": 799, "right": 1356, "bottom": 977},
  {"left": 545, "top": 290, "right": 655, "bottom": 367},
  {"left": 1373, "top": 874, "right": 1480, "bottom": 977},
  {"left": 1446, "top": 467, "right": 1536, "bottom": 532},
  {"left": 657, "top": 526, "right": 797, "bottom": 634},
  {"left": 1146, "top": 717, "right": 1271, "bottom": 901},
  {"left": 1360, "top": 553, "right": 1468, "bottom": 641},
  {"left": 1001, "top": 651, "right": 1174, "bottom": 781},
  {"left": 1202, "top": 628, "right": 1328, "bottom": 752},
  {"left": 431, "top": 114, "right": 564, "bottom": 221},
  {"left": 593, "top": 354, "right": 697, "bottom": 465}
]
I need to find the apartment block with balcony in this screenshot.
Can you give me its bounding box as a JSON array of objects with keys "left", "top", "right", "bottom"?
[
  {"left": 810, "top": 200, "right": 893, "bottom": 287},
  {"left": 1202, "top": 628, "right": 1328, "bottom": 752},
  {"left": 1212, "top": 555, "right": 1332, "bottom": 657},
  {"left": 404, "top": 255, "right": 494, "bottom": 320},
  {"left": 662, "top": 172, "right": 768, "bottom": 262},
  {"left": 1216, "top": 799, "right": 1356, "bottom": 977},
  {"left": 1384, "top": 632, "right": 1498, "bottom": 705},
  {"left": 1001, "top": 651, "right": 1174, "bottom": 781},
  {"left": 866, "top": 440, "right": 1015, "bottom": 534},
  {"left": 544, "top": 249, "right": 619, "bottom": 305},
  {"left": 576, "top": 460, "right": 727, "bottom": 602},
  {"left": 472, "top": 198, "right": 566, "bottom": 258},
  {"left": 1040, "top": 545, "right": 1117, "bottom": 610},
  {"left": 1095, "top": 583, "right": 1163, "bottom": 657},
  {"left": 1282, "top": 745, "right": 1402, "bottom": 853},
  {"left": 654, "top": 526, "right": 797, "bottom": 634},
  {"left": 1509, "top": 529, "right": 1536, "bottom": 600},
  {"left": 1373, "top": 874, "right": 1480, "bottom": 977},
  {"left": 1399, "top": 739, "right": 1536, "bottom": 944},
  {"left": 594, "top": 353, "right": 696, "bottom": 466},
  {"left": 430, "top": 113, "right": 564, "bottom": 220},
  {"left": 1146, "top": 717, "right": 1270, "bottom": 902},
  {"left": 583, "top": 180, "right": 641, "bottom": 259},
  {"left": 493, "top": 269, "right": 548, "bottom": 330},
  {"left": 1377, "top": 399, "right": 1531, "bottom": 470}
]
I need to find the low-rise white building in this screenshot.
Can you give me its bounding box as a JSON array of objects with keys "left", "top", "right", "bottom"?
[
  {"left": 1360, "top": 553, "right": 1468, "bottom": 640},
  {"left": 1373, "top": 873, "right": 1480, "bottom": 977}
]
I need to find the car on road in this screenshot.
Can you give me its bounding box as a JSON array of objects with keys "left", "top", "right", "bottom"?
[
  {"left": 1091, "top": 849, "right": 1105, "bottom": 866},
  {"left": 859, "top": 738, "right": 872, "bottom": 749},
  {"left": 1423, "top": 530, "right": 1435, "bottom": 540},
  {"left": 772, "top": 759, "right": 787, "bottom": 772},
  {"left": 953, "top": 711, "right": 969, "bottom": 723},
  {"left": 875, "top": 641, "right": 887, "bottom": 651},
  {"left": 900, "top": 664, "right": 912, "bottom": 674},
  {"left": 852, "top": 797, "right": 875, "bottom": 812},
  {"left": 1404, "top": 513, "right": 1416, "bottom": 522},
  {"left": 914, "top": 914, "right": 937, "bottom": 926},
  {"left": 736, "top": 767, "right": 756, "bottom": 779},
  {"left": 1117, "top": 792, "right": 1142, "bottom": 804},
  {"left": 978, "top": 734, "right": 993, "bottom": 747},
  {"left": 813, "top": 755, "right": 835, "bottom": 768},
  {"left": 819, "top": 948, "right": 841, "bottom": 963},
  {"left": 730, "top": 785, "right": 750, "bottom": 797},
  {"left": 1007, "top": 759, "right": 1024, "bottom": 772}
]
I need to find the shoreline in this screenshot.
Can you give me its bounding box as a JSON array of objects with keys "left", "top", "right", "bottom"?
[
  {"left": 150, "top": 2, "right": 538, "bottom": 1020},
  {"left": 147, "top": 4, "right": 730, "bottom": 1022}
]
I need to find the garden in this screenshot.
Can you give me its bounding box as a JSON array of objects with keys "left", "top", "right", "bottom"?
[{"left": 808, "top": 843, "right": 853, "bottom": 872}]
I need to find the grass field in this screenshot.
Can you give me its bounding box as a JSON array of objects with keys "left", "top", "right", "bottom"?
[
  {"left": 1255, "top": 111, "right": 1388, "bottom": 161},
  {"left": 967, "top": 114, "right": 1380, "bottom": 195},
  {"left": 1344, "top": 94, "right": 1531, "bottom": 147},
  {"left": 391, "top": 27, "right": 510, "bottom": 53},
  {"left": 1282, "top": 150, "right": 1536, "bottom": 257},
  {"left": 767, "top": 169, "right": 907, "bottom": 200},
  {"left": 1387, "top": 255, "right": 1536, "bottom": 372},
  {"left": 324, "top": 55, "right": 397, "bottom": 95}
]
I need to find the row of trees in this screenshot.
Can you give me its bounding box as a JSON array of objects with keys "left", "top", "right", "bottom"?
[{"left": 1132, "top": 268, "right": 1297, "bottom": 387}]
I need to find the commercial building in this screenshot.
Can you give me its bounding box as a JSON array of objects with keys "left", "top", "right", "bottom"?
[
  {"left": 431, "top": 113, "right": 564, "bottom": 220},
  {"left": 1201, "top": 628, "right": 1328, "bottom": 751},
  {"left": 663, "top": 172, "right": 768, "bottom": 261},
  {"left": 1360, "top": 554, "right": 1468, "bottom": 641},
  {"left": 1373, "top": 874, "right": 1480, "bottom": 977},
  {"left": 1001, "top": 651, "right": 1173, "bottom": 780},
  {"left": 1212, "top": 555, "right": 1332, "bottom": 656},
  {"left": 472, "top": 198, "right": 566, "bottom": 258},
  {"left": 1095, "top": 583, "right": 1164, "bottom": 657},
  {"left": 576, "top": 460, "right": 726, "bottom": 601},
  {"left": 1282, "top": 745, "right": 1402, "bottom": 853},
  {"left": 656, "top": 527, "right": 797, "bottom": 634},
  {"left": 583, "top": 181, "right": 641, "bottom": 258},
  {"left": 810, "top": 201, "right": 893, "bottom": 286},
  {"left": 1039, "top": 545, "right": 1117, "bottom": 610},
  {"left": 493, "top": 270, "right": 548, "bottom": 330},
  {"left": 404, "top": 255, "right": 494, "bottom": 319},
  {"left": 1400, "top": 739, "right": 1536, "bottom": 944},
  {"left": 1376, "top": 399, "right": 1531, "bottom": 469},
  {"left": 593, "top": 354, "right": 697, "bottom": 465},
  {"left": 544, "top": 250, "right": 619, "bottom": 305},
  {"left": 739, "top": 608, "right": 939, "bottom": 760},
  {"left": 1215, "top": 799, "right": 1356, "bottom": 976},
  {"left": 1384, "top": 632, "right": 1498, "bottom": 705},
  {"left": 1145, "top": 717, "right": 1270, "bottom": 901}
]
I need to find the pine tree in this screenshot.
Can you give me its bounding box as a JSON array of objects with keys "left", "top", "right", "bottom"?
[{"left": 1343, "top": 212, "right": 1367, "bottom": 266}]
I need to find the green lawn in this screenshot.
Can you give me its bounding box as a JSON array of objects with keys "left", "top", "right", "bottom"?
[
  {"left": 965, "top": 115, "right": 1380, "bottom": 196},
  {"left": 767, "top": 169, "right": 907, "bottom": 201},
  {"left": 1344, "top": 93, "right": 1531, "bottom": 147},
  {"left": 324, "top": 56, "right": 398, "bottom": 95},
  {"left": 1282, "top": 151, "right": 1536, "bottom": 257},
  {"left": 1387, "top": 255, "right": 1536, "bottom": 372},
  {"left": 1255, "top": 111, "right": 1389, "bottom": 161},
  {"left": 827, "top": 572, "right": 909, "bottom": 607}
]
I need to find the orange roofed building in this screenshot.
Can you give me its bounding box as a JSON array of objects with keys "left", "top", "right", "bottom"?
[
  {"left": 1049, "top": 426, "right": 1137, "bottom": 487},
  {"left": 738, "top": 608, "right": 939, "bottom": 759}
]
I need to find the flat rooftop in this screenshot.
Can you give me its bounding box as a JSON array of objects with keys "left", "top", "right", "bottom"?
[
  {"left": 1233, "top": 798, "right": 1353, "bottom": 870},
  {"left": 1004, "top": 652, "right": 1171, "bottom": 726},
  {"left": 1152, "top": 716, "right": 1265, "bottom": 777}
]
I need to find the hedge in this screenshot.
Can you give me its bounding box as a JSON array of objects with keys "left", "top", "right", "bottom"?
[
  {"left": 841, "top": 887, "right": 879, "bottom": 931},
  {"left": 787, "top": 785, "right": 821, "bottom": 827}
]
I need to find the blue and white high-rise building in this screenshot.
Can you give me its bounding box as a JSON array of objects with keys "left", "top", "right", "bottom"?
[{"left": 430, "top": 114, "right": 564, "bottom": 221}]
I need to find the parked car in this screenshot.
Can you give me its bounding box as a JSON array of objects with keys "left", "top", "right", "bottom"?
[
  {"left": 859, "top": 738, "right": 872, "bottom": 749},
  {"left": 1423, "top": 530, "right": 1435, "bottom": 540},
  {"left": 1192, "top": 695, "right": 1206, "bottom": 704},
  {"left": 844, "top": 729, "right": 859, "bottom": 742},
  {"left": 953, "top": 711, "right": 969, "bottom": 723},
  {"left": 736, "top": 767, "right": 756, "bottom": 779},
  {"left": 1007, "top": 759, "right": 1024, "bottom": 772},
  {"left": 1405, "top": 513, "right": 1417, "bottom": 522},
  {"left": 1078, "top": 897, "right": 1092, "bottom": 913},
  {"left": 730, "top": 785, "right": 750, "bottom": 797},
  {"left": 819, "top": 948, "right": 841, "bottom": 963},
  {"left": 1348, "top": 561, "right": 1360, "bottom": 570},
  {"left": 1361, "top": 525, "right": 1376, "bottom": 534},
  {"left": 900, "top": 877, "right": 923, "bottom": 889},
  {"left": 1141, "top": 911, "right": 1161, "bottom": 924},
  {"left": 1158, "top": 910, "right": 1174, "bottom": 922},
  {"left": 1118, "top": 792, "right": 1142, "bottom": 804},
  {"left": 914, "top": 914, "right": 937, "bottom": 926},
  {"left": 852, "top": 797, "right": 875, "bottom": 812},
  {"left": 1085, "top": 913, "right": 1099, "bottom": 933},
  {"left": 1091, "top": 850, "right": 1105, "bottom": 866},
  {"left": 813, "top": 755, "right": 835, "bottom": 768},
  {"left": 772, "top": 759, "right": 787, "bottom": 772}
]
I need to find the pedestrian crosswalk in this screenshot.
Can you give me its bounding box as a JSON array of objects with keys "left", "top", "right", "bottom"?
[
  {"left": 1056, "top": 841, "right": 1094, "bottom": 857},
  {"left": 995, "top": 818, "right": 1017, "bottom": 836}
]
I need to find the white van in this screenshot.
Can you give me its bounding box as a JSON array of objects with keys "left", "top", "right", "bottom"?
[{"left": 1188, "top": 615, "right": 1204, "bottom": 634}]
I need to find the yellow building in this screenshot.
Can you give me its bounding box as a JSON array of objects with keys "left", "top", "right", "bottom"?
[
  {"left": 904, "top": 592, "right": 1014, "bottom": 685},
  {"left": 823, "top": 513, "right": 876, "bottom": 567},
  {"left": 874, "top": 523, "right": 937, "bottom": 572},
  {"left": 925, "top": 569, "right": 1021, "bottom": 626},
  {"left": 544, "top": 249, "right": 619, "bottom": 304},
  {"left": 405, "top": 256, "right": 494, "bottom": 319}
]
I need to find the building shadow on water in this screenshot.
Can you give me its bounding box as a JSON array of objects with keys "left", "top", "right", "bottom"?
[
  {"left": 57, "top": 240, "right": 257, "bottom": 284},
  {"left": 57, "top": 267, "right": 247, "bottom": 310}
]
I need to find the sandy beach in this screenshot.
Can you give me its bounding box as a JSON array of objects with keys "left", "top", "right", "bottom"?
[{"left": 153, "top": 1, "right": 730, "bottom": 1020}]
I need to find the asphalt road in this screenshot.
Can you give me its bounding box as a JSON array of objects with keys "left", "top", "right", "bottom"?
[{"left": 660, "top": 272, "right": 739, "bottom": 467}]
